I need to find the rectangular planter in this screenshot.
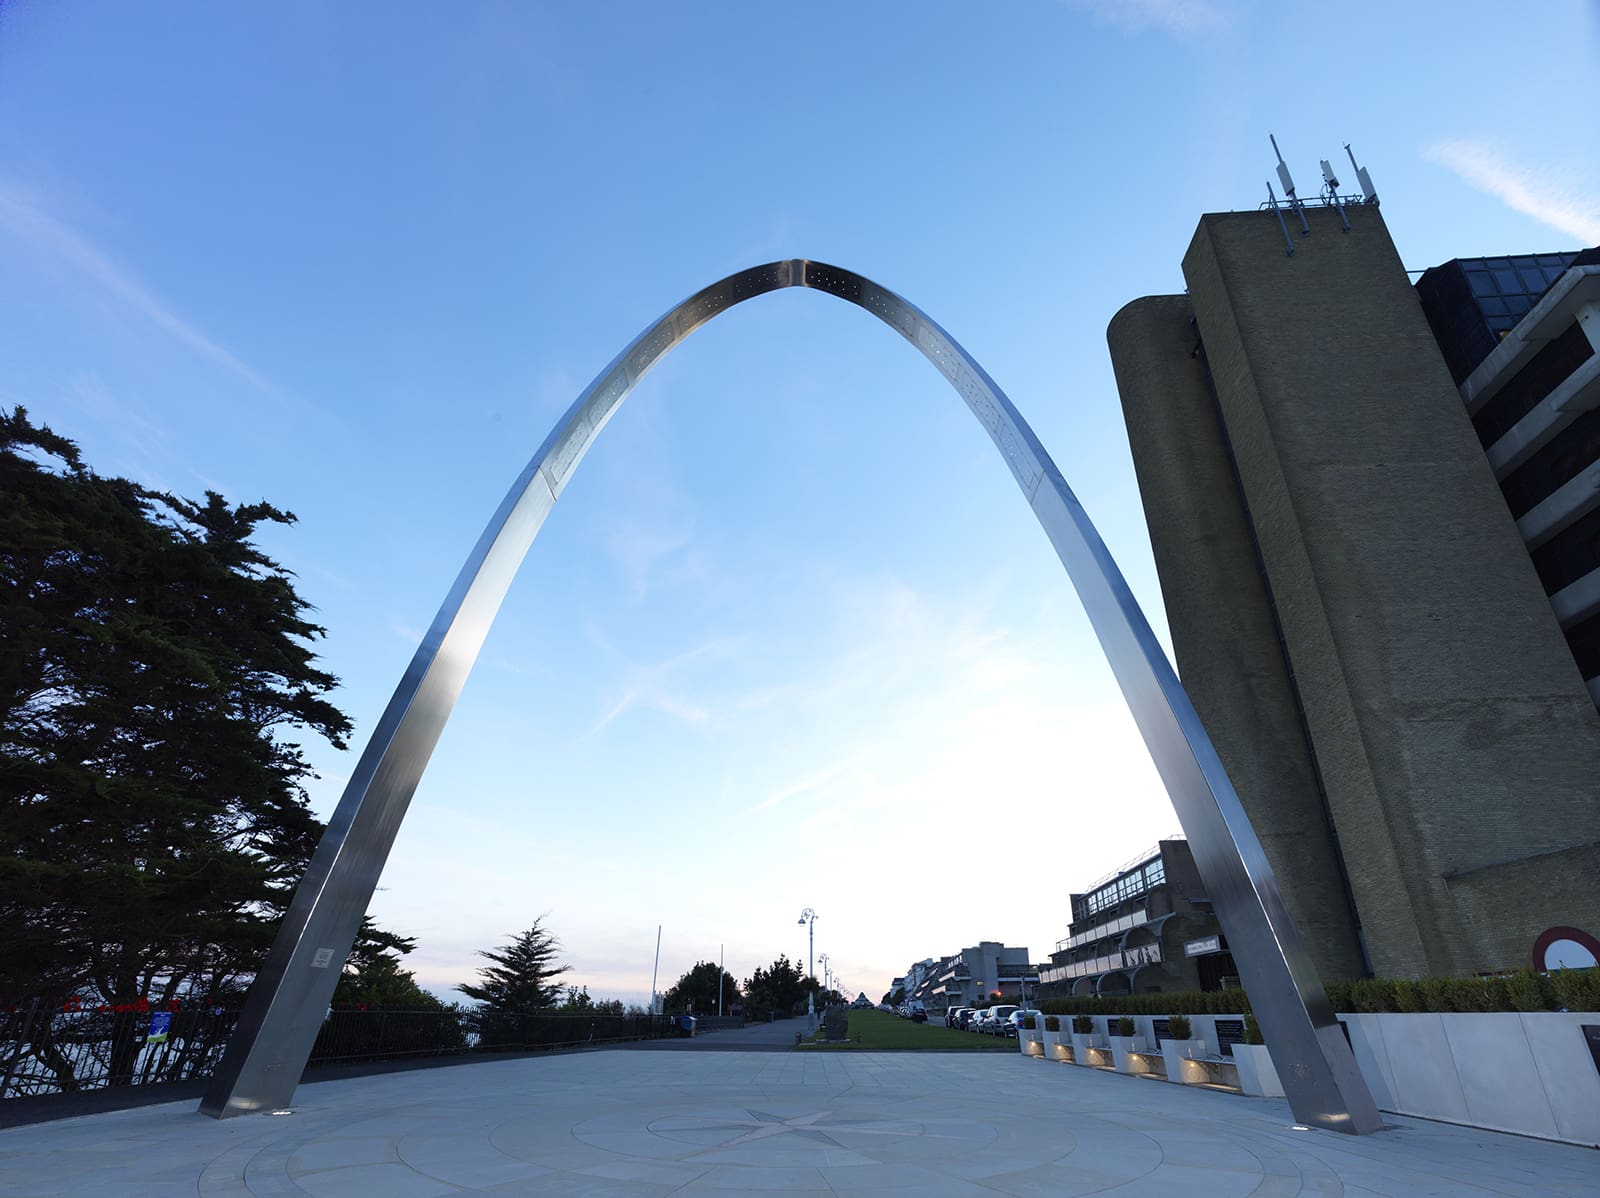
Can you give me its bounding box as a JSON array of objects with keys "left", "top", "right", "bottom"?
[
  {"left": 1110, "top": 1035, "right": 1154, "bottom": 1074},
  {"left": 1070, "top": 1031, "right": 1109, "bottom": 1066},
  {"left": 1042, "top": 1028, "right": 1074, "bottom": 1061},
  {"left": 1231, "top": 1042, "right": 1283, "bottom": 1097},
  {"left": 1159, "top": 1037, "right": 1208, "bottom": 1084}
]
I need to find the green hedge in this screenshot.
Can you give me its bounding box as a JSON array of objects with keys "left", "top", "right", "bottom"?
[
  {"left": 1323, "top": 969, "right": 1600, "bottom": 1014},
  {"left": 1037, "top": 969, "right": 1599, "bottom": 1017},
  {"left": 1038, "top": 987, "right": 1248, "bottom": 1018}
]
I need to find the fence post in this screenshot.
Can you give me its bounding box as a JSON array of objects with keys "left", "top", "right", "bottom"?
[{"left": 1, "top": 999, "right": 41, "bottom": 1098}]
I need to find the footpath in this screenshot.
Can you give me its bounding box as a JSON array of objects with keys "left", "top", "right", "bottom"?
[
  {"left": 620, "top": 1016, "right": 805, "bottom": 1052},
  {"left": 2, "top": 1018, "right": 808, "bottom": 1128}
]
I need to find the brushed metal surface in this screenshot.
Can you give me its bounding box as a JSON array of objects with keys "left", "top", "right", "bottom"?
[{"left": 200, "top": 260, "right": 1381, "bottom": 1133}]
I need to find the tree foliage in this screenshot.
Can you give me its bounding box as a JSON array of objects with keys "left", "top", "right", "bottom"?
[
  {"left": 743, "top": 954, "right": 807, "bottom": 1016},
  {"left": 662, "top": 960, "right": 741, "bottom": 1015},
  {"left": 0, "top": 407, "right": 352, "bottom": 1012},
  {"left": 458, "top": 918, "right": 570, "bottom": 1013},
  {"left": 555, "top": 984, "right": 626, "bottom": 1016},
  {"left": 333, "top": 918, "right": 443, "bottom": 1010}
]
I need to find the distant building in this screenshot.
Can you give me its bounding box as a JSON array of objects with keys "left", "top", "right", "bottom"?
[
  {"left": 1039, "top": 839, "right": 1233, "bottom": 997},
  {"left": 902, "top": 958, "right": 936, "bottom": 999},
  {"left": 923, "top": 942, "right": 1037, "bottom": 1010}
]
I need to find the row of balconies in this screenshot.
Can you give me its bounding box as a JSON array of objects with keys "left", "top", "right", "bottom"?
[
  {"left": 1054, "top": 907, "right": 1150, "bottom": 954},
  {"left": 1039, "top": 940, "right": 1166, "bottom": 983}
]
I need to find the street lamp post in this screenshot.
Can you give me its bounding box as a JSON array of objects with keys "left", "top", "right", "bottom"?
[
  {"left": 797, "top": 908, "right": 818, "bottom": 1033},
  {"left": 819, "top": 953, "right": 830, "bottom": 1000}
]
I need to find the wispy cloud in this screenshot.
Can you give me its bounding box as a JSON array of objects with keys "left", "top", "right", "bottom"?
[
  {"left": 1423, "top": 140, "right": 1600, "bottom": 244},
  {"left": 0, "top": 184, "right": 278, "bottom": 393},
  {"left": 605, "top": 516, "right": 701, "bottom": 600},
  {"left": 585, "top": 633, "right": 746, "bottom": 735},
  {"left": 745, "top": 756, "right": 867, "bottom": 815},
  {"left": 1062, "top": 0, "right": 1226, "bottom": 37}
]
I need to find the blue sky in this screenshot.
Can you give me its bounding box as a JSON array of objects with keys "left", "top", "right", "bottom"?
[{"left": 2, "top": 0, "right": 1597, "bottom": 1006}]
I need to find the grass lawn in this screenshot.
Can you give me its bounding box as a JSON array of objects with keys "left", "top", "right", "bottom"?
[{"left": 795, "top": 1008, "right": 1017, "bottom": 1051}]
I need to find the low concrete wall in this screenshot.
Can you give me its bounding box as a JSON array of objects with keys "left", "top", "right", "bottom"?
[
  {"left": 1341, "top": 1012, "right": 1600, "bottom": 1147},
  {"left": 1052, "top": 1009, "right": 1599, "bottom": 1146}
]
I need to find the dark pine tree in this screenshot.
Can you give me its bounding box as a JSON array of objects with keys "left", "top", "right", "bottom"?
[
  {"left": 743, "top": 954, "right": 807, "bottom": 1017},
  {"left": 458, "top": 918, "right": 570, "bottom": 1014},
  {"left": 0, "top": 408, "right": 399, "bottom": 1086}
]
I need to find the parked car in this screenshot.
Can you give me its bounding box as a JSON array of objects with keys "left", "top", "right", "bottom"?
[
  {"left": 1005, "top": 1009, "right": 1043, "bottom": 1038},
  {"left": 946, "top": 1006, "right": 970, "bottom": 1029},
  {"left": 969, "top": 1006, "right": 992, "bottom": 1032},
  {"left": 983, "top": 1005, "right": 1019, "bottom": 1034}
]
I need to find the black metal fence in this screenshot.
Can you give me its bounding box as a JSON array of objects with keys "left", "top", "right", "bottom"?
[{"left": 1, "top": 1000, "right": 681, "bottom": 1099}]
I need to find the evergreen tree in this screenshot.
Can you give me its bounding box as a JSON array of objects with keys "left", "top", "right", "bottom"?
[
  {"left": 556, "top": 985, "right": 624, "bottom": 1016},
  {"left": 662, "top": 960, "right": 741, "bottom": 1015},
  {"left": 0, "top": 407, "right": 350, "bottom": 1019},
  {"left": 743, "top": 954, "right": 806, "bottom": 1016},
  {"left": 333, "top": 918, "right": 442, "bottom": 1010},
  {"left": 458, "top": 918, "right": 570, "bottom": 1013}
]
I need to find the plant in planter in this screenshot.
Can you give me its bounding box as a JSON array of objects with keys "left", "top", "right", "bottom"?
[
  {"left": 1016, "top": 1011, "right": 1045, "bottom": 1056},
  {"left": 1158, "top": 1012, "right": 1208, "bottom": 1084},
  {"left": 1040, "top": 1013, "right": 1072, "bottom": 1060},
  {"left": 1109, "top": 1016, "right": 1151, "bottom": 1075},
  {"left": 1243, "top": 1013, "right": 1263, "bottom": 1045},
  {"left": 1069, "top": 1013, "right": 1106, "bottom": 1063}
]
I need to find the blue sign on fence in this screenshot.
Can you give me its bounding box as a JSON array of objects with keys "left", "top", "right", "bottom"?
[{"left": 146, "top": 1011, "right": 173, "bottom": 1044}]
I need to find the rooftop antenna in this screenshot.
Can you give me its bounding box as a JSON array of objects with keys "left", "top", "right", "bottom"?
[
  {"left": 1320, "top": 159, "right": 1350, "bottom": 232},
  {"left": 1344, "top": 143, "right": 1378, "bottom": 205},
  {"left": 1270, "top": 133, "right": 1310, "bottom": 235},
  {"left": 1266, "top": 181, "right": 1295, "bottom": 257}
]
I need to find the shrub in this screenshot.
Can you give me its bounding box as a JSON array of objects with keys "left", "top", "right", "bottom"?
[
  {"left": 1243, "top": 1013, "right": 1263, "bottom": 1045},
  {"left": 1391, "top": 978, "right": 1426, "bottom": 1012},
  {"left": 1167, "top": 1014, "right": 1192, "bottom": 1039},
  {"left": 1551, "top": 967, "right": 1600, "bottom": 1013},
  {"left": 1022, "top": 1014, "right": 1036, "bottom": 1029},
  {"left": 1459, "top": 975, "right": 1511, "bottom": 1012},
  {"left": 1505, "top": 970, "right": 1548, "bottom": 1013},
  {"left": 1419, "top": 976, "right": 1452, "bottom": 1013},
  {"left": 1115, "top": 1016, "right": 1135, "bottom": 1037},
  {"left": 1351, "top": 977, "right": 1397, "bottom": 1013},
  {"left": 1323, "top": 979, "right": 1354, "bottom": 1011},
  {"left": 1072, "top": 1015, "right": 1094, "bottom": 1034},
  {"left": 1044, "top": 1015, "right": 1060, "bottom": 1032}
]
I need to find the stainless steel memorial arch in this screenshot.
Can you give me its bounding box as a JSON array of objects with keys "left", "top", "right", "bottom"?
[{"left": 200, "top": 260, "right": 1383, "bottom": 1133}]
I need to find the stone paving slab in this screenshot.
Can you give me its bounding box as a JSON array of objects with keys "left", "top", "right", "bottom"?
[{"left": 0, "top": 1049, "right": 1594, "bottom": 1196}]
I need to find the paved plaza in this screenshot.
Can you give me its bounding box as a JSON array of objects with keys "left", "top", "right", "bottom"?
[{"left": 1, "top": 1028, "right": 1595, "bottom": 1196}]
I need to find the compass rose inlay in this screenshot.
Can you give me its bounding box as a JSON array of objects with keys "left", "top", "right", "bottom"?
[{"left": 650, "top": 1108, "right": 923, "bottom": 1150}]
